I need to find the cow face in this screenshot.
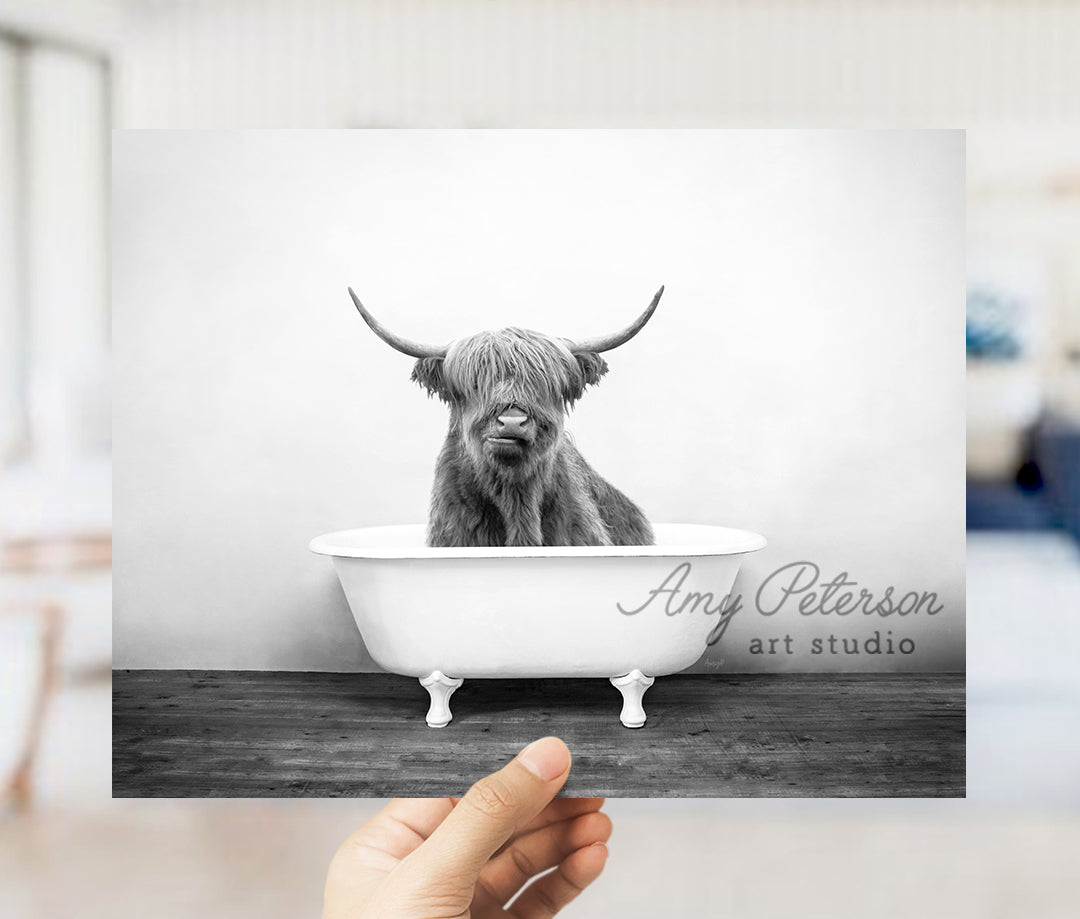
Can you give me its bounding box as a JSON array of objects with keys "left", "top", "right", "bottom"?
[
  {"left": 411, "top": 329, "right": 609, "bottom": 471},
  {"left": 347, "top": 285, "right": 663, "bottom": 475}
]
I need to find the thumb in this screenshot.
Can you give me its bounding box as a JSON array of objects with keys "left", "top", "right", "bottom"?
[{"left": 402, "top": 737, "right": 571, "bottom": 883}]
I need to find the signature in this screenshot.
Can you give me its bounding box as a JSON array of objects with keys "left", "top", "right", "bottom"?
[
  {"left": 616, "top": 559, "right": 945, "bottom": 647},
  {"left": 617, "top": 562, "right": 741, "bottom": 646}
]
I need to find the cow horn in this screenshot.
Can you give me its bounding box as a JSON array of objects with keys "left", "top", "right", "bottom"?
[
  {"left": 348, "top": 288, "right": 449, "bottom": 359},
  {"left": 571, "top": 286, "right": 664, "bottom": 354}
]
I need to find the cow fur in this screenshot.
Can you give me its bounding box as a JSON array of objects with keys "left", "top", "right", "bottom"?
[{"left": 410, "top": 327, "right": 654, "bottom": 547}]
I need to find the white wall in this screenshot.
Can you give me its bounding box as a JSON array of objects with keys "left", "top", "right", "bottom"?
[
  {"left": 113, "top": 0, "right": 1080, "bottom": 129},
  {"left": 113, "top": 129, "right": 965, "bottom": 672}
]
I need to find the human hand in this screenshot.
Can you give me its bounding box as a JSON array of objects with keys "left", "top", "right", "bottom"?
[{"left": 323, "top": 737, "right": 611, "bottom": 918}]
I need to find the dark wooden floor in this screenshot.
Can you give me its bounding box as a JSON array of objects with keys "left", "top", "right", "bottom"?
[{"left": 112, "top": 671, "right": 964, "bottom": 798}]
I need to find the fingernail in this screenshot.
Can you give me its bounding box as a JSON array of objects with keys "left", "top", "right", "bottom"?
[{"left": 517, "top": 737, "right": 569, "bottom": 781}]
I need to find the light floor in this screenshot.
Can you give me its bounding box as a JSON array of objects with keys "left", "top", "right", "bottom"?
[
  {"left": 966, "top": 531, "right": 1080, "bottom": 803},
  {"left": 2, "top": 532, "right": 1079, "bottom": 918}
]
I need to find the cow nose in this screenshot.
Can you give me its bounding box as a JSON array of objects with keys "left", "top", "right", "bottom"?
[{"left": 497, "top": 406, "right": 531, "bottom": 437}]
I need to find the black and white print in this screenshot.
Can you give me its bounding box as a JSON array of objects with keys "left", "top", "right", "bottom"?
[{"left": 112, "top": 129, "right": 965, "bottom": 797}]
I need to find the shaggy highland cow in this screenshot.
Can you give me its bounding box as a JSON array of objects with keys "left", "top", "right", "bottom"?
[{"left": 348, "top": 287, "right": 663, "bottom": 548}]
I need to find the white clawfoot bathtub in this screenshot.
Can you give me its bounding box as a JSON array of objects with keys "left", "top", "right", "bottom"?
[{"left": 310, "top": 524, "right": 766, "bottom": 728}]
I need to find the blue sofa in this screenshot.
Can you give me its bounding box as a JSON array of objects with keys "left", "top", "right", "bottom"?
[
  {"left": 1034, "top": 413, "right": 1080, "bottom": 540},
  {"left": 967, "top": 413, "right": 1080, "bottom": 539}
]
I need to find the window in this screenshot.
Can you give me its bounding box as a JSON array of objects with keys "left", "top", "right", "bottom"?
[{"left": 0, "top": 26, "right": 110, "bottom": 464}]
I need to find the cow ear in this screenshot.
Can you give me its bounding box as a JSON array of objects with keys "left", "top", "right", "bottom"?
[
  {"left": 573, "top": 351, "right": 609, "bottom": 392},
  {"left": 411, "top": 357, "right": 450, "bottom": 401}
]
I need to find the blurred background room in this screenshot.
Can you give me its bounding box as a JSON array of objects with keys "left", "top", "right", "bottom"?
[
  {"left": 2, "top": 1, "right": 1080, "bottom": 918},
  {"left": 966, "top": 128, "right": 1080, "bottom": 803}
]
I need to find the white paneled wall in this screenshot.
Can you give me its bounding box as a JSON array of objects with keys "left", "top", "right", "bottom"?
[{"left": 115, "top": 0, "right": 1080, "bottom": 128}]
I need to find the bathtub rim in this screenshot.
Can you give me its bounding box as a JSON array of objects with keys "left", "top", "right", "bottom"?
[{"left": 309, "top": 522, "right": 767, "bottom": 559}]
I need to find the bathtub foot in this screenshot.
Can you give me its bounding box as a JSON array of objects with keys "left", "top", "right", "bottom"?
[
  {"left": 420, "top": 671, "right": 464, "bottom": 727},
  {"left": 610, "top": 670, "right": 655, "bottom": 728}
]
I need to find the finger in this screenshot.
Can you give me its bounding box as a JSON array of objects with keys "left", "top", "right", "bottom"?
[
  {"left": 450, "top": 796, "right": 605, "bottom": 852},
  {"left": 496, "top": 797, "right": 606, "bottom": 854},
  {"left": 400, "top": 737, "right": 571, "bottom": 882},
  {"left": 330, "top": 798, "right": 456, "bottom": 879},
  {"left": 477, "top": 810, "right": 612, "bottom": 907},
  {"left": 509, "top": 842, "right": 609, "bottom": 919},
  {"left": 343, "top": 798, "right": 456, "bottom": 863},
  {"left": 378, "top": 798, "right": 458, "bottom": 841}
]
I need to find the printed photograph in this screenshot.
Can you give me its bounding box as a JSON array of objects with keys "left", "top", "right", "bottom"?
[{"left": 111, "top": 129, "right": 965, "bottom": 797}]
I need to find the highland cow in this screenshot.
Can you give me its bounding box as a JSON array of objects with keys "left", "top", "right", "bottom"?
[{"left": 348, "top": 287, "right": 663, "bottom": 548}]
